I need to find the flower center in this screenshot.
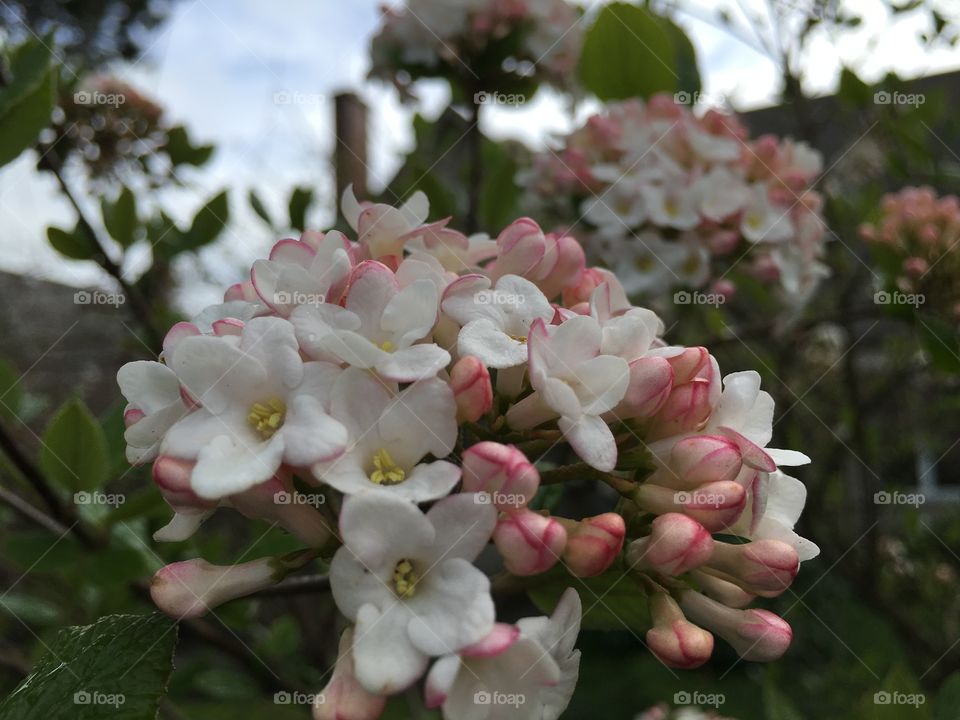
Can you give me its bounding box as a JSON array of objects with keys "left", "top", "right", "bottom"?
[
  {"left": 392, "top": 558, "right": 419, "bottom": 598},
  {"left": 379, "top": 340, "right": 396, "bottom": 352},
  {"left": 509, "top": 334, "right": 528, "bottom": 343},
  {"left": 248, "top": 398, "right": 286, "bottom": 439},
  {"left": 370, "top": 447, "right": 406, "bottom": 485}
]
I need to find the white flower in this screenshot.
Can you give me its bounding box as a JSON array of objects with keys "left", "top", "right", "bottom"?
[
  {"left": 741, "top": 184, "right": 793, "bottom": 242},
  {"left": 441, "top": 273, "right": 554, "bottom": 369},
  {"left": 507, "top": 315, "right": 630, "bottom": 471},
  {"left": 117, "top": 361, "right": 188, "bottom": 464},
  {"left": 603, "top": 230, "right": 688, "bottom": 296},
  {"left": 730, "top": 469, "right": 820, "bottom": 561},
  {"left": 331, "top": 492, "right": 497, "bottom": 694},
  {"left": 292, "top": 260, "right": 450, "bottom": 382},
  {"left": 312, "top": 368, "right": 461, "bottom": 502},
  {"left": 642, "top": 182, "right": 701, "bottom": 230},
  {"left": 250, "top": 231, "right": 352, "bottom": 316},
  {"left": 341, "top": 185, "right": 430, "bottom": 259},
  {"left": 161, "top": 317, "right": 348, "bottom": 499},
  {"left": 695, "top": 166, "right": 750, "bottom": 221},
  {"left": 425, "top": 588, "right": 582, "bottom": 720},
  {"left": 580, "top": 181, "right": 646, "bottom": 236}
]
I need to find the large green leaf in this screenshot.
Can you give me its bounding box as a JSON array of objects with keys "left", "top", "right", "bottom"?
[
  {"left": 528, "top": 562, "right": 650, "bottom": 632},
  {"left": 578, "top": 3, "right": 697, "bottom": 101},
  {"left": 248, "top": 188, "right": 274, "bottom": 227},
  {"left": 183, "top": 190, "right": 230, "bottom": 250},
  {"left": 935, "top": 672, "right": 960, "bottom": 720},
  {"left": 0, "top": 37, "right": 57, "bottom": 167},
  {"left": 47, "top": 224, "right": 93, "bottom": 261},
  {"left": 163, "top": 124, "right": 214, "bottom": 167},
  {"left": 288, "top": 186, "right": 313, "bottom": 231},
  {"left": 102, "top": 186, "right": 138, "bottom": 248},
  {"left": 38, "top": 398, "right": 109, "bottom": 493},
  {"left": 0, "top": 614, "right": 177, "bottom": 720}
]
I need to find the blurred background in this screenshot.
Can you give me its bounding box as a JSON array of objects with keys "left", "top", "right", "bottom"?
[{"left": 0, "top": 1, "right": 959, "bottom": 718}]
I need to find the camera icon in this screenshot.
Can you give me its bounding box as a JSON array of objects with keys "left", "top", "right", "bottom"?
[
  {"left": 475, "top": 492, "right": 492, "bottom": 505},
  {"left": 73, "top": 491, "right": 91, "bottom": 505},
  {"left": 873, "top": 90, "right": 891, "bottom": 105},
  {"left": 674, "top": 491, "right": 692, "bottom": 504},
  {"left": 873, "top": 290, "right": 891, "bottom": 305},
  {"left": 73, "top": 691, "right": 91, "bottom": 705},
  {"left": 273, "top": 91, "right": 292, "bottom": 105},
  {"left": 674, "top": 91, "right": 692, "bottom": 104},
  {"left": 274, "top": 691, "right": 291, "bottom": 705},
  {"left": 73, "top": 91, "right": 92, "bottom": 105},
  {"left": 274, "top": 291, "right": 292, "bottom": 304},
  {"left": 873, "top": 491, "right": 891, "bottom": 505},
  {"left": 674, "top": 690, "right": 691, "bottom": 704},
  {"left": 673, "top": 291, "right": 691, "bottom": 305},
  {"left": 475, "top": 291, "right": 491, "bottom": 305},
  {"left": 874, "top": 691, "right": 891, "bottom": 705},
  {"left": 74, "top": 290, "right": 91, "bottom": 305},
  {"left": 474, "top": 690, "right": 491, "bottom": 705},
  {"left": 473, "top": 91, "right": 489, "bottom": 105},
  {"left": 273, "top": 491, "right": 292, "bottom": 505}
]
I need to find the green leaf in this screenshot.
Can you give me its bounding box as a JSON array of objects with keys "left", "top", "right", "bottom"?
[
  {"left": 183, "top": 190, "right": 230, "bottom": 250},
  {"left": 47, "top": 224, "right": 93, "bottom": 260},
  {"left": 528, "top": 562, "right": 650, "bottom": 632},
  {"left": 578, "top": 3, "right": 688, "bottom": 101},
  {"left": 163, "top": 125, "right": 214, "bottom": 167},
  {"left": 862, "top": 664, "right": 932, "bottom": 720},
  {"left": 0, "top": 37, "right": 57, "bottom": 168},
  {"left": 39, "top": 398, "right": 109, "bottom": 493},
  {"left": 0, "top": 357, "right": 24, "bottom": 420},
  {"left": 935, "top": 672, "right": 960, "bottom": 720},
  {"left": 918, "top": 315, "right": 960, "bottom": 374},
  {"left": 248, "top": 189, "right": 274, "bottom": 227},
  {"left": 102, "top": 186, "right": 138, "bottom": 248},
  {"left": 0, "top": 614, "right": 177, "bottom": 720},
  {"left": 288, "top": 186, "right": 313, "bottom": 231}
]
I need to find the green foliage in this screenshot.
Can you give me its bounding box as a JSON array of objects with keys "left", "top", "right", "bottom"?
[
  {"left": 288, "top": 186, "right": 314, "bottom": 231},
  {"left": 46, "top": 224, "right": 93, "bottom": 260},
  {"left": 38, "top": 398, "right": 109, "bottom": 493},
  {"left": 153, "top": 191, "right": 231, "bottom": 258},
  {"left": 0, "top": 614, "right": 177, "bottom": 720},
  {"left": 101, "top": 186, "right": 138, "bottom": 248},
  {"left": 0, "top": 36, "right": 57, "bottom": 168},
  {"left": 0, "top": 358, "right": 23, "bottom": 421},
  {"left": 578, "top": 3, "right": 700, "bottom": 101},
  {"left": 248, "top": 189, "right": 274, "bottom": 227},
  {"left": 163, "top": 125, "right": 215, "bottom": 167}
]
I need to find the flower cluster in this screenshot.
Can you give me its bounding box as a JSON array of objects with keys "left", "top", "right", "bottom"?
[
  {"left": 520, "top": 95, "right": 829, "bottom": 301},
  {"left": 369, "top": 0, "right": 582, "bottom": 97},
  {"left": 859, "top": 186, "right": 960, "bottom": 318},
  {"left": 119, "top": 188, "right": 816, "bottom": 719}
]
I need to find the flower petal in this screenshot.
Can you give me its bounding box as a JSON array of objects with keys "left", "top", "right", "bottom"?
[
  {"left": 559, "top": 414, "right": 618, "bottom": 472},
  {"left": 425, "top": 493, "right": 497, "bottom": 563},
  {"left": 353, "top": 603, "right": 428, "bottom": 695}
]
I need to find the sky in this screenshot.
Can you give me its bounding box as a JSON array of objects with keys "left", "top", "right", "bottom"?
[{"left": 0, "top": 0, "right": 957, "bottom": 314}]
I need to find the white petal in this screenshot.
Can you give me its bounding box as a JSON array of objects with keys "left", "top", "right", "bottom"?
[
  {"left": 425, "top": 654, "right": 461, "bottom": 709},
  {"left": 458, "top": 319, "right": 528, "bottom": 369},
  {"left": 339, "top": 492, "right": 435, "bottom": 568},
  {"left": 389, "top": 460, "right": 462, "bottom": 503},
  {"left": 407, "top": 558, "right": 495, "bottom": 656},
  {"left": 238, "top": 317, "right": 303, "bottom": 389},
  {"left": 192, "top": 434, "right": 284, "bottom": 499},
  {"left": 382, "top": 279, "right": 439, "bottom": 347},
  {"left": 426, "top": 494, "right": 496, "bottom": 563},
  {"left": 341, "top": 185, "right": 362, "bottom": 230},
  {"left": 441, "top": 274, "right": 501, "bottom": 326},
  {"left": 329, "top": 547, "right": 393, "bottom": 620},
  {"left": 559, "top": 414, "right": 618, "bottom": 471},
  {"left": 766, "top": 448, "right": 811, "bottom": 466},
  {"left": 379, "top": 378, "right": 457, "bottom": 462},
  {"left": 547, "top": 316, "right": 603, "bottom": 371},
  {"left": 346, "top": 261, "right": 400, "bottom": 338},
  {"left": 572, "top": 355, "right": 630, "bottom": 415},
  {"left": 171, "top": 336, "right": 266, "bottom": 414},
  {"left": 280, "top": 395, "right": 347, "bottom": 467},
  {"left": 117, "top": 361, "right": 180, "bottom": 413},
  {"left": 376, "top": 344, "right": 451, "bottom": 382},
  {"left": 354, "top": 603, "right": 429, "bottom": 695}
]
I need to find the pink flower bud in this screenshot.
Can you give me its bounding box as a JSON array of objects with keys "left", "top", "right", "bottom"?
[
  {"left": 561, "top": 513, "right": 625, "bottom": 577},
  {"left": 492, "top": 218, "right": 546, "bottom": 280},
  {"left": 615, "top": 357, "right": 673, "bottom": 419},
  {"left": 664, "top": 347, "right": 710, "bottom": 385},
  {"left": 313, "top": 628, "right": 387, "bottom": 720},
  {"left": 710, "top": 279, "right": 737, "bottom": 300},
  {"left": 626, "top": 513, "right": 714, "bottom": 575},
  {"left": 634, "top": 481, "right": 746, "bottom": 532},
  {"left": 670, "top": 435, "right": 744, "bottom": 487},
  {"left": 690, "top": 569, "right": 755, "bottom": 608},
  {"left": 706, "top": 539, "right": 799, "bottom": 597},
  {"left": 229, "top": 473, "right": 333, "bottom": 549},
  {"left": 645, "top": 592, "right": 714, "bottom": 669},
  {"left": 902, "top": 256, "right": 929, "bottom": 277},
  {"left": 538, "top": 232, "right": 586, "bottom": 299},
  {"left": 449, "top": 356, "right": 493, "bottom": 423},
  {"left": 461, "top": 442, "right": 539, "bottom": 511},
  {"left": 153, "top": 456, "right": 213, "bottom": 511},
  {"left": 150, "top": 557, "right": 279, "bottom": 619},
  {"left": 562, "top": 266, "right": 607, "bottom": 307},
  {"left": 681, "top": 591, "right": 792, "bottom": 662},
  {"left": 647, "top": 379, "right": 713, "bottom": 440},
  {"left": 493, "top": 509, "right": 567, "bottom": 576}
]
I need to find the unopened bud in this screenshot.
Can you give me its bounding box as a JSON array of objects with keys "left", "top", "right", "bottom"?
[
  {"left": 462, "top": 442, "right": 539, "bottom": 511},
  {"left": 626, "top": 513, "right": 714, "bottom": 575},
  {"left": 705, "top": 539, "right": 799, "bottom": 597},
  {"left": 646, "top": 592, "right": 714, "bottom": 669},
  {"left": 493, "top": 509, "right": 567, "bottom": 576},
  {"left": 561, "top": 513, "right": 625, "bottom": 577},
  {"left": 150, "top": 557, "right": 279, "bottom": 619},
  {"left": 680, "top": 590, "right": 793, "bottom": 662},
  {"left": 633, "top": 481, "right": 746, "bottom": 532},
  {"left": 313, "top": 627, "right": 387, "bottom": 720},
  {"left": 449, "top": 356, "right": 493, "bottom": 423}
]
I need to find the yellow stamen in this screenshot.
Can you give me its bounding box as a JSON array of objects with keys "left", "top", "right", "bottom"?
[
  {"left": 380, "top": 340, "right": 396, "bottom": 352},
  {"left": 248, "top": 398, "right": 286, "bottom": 439},
  {"left": 509, "top": 334, "right": 528, "bottom": 344},
  {"left": 370, "top": 447, "right": 406, "bottom": 485},
  {"left": 393, "top": 558, "right": 419, "bottom": 598}
]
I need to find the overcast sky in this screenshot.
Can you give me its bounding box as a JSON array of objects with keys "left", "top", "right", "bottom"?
[{"left": 0, "top": 0, "right": 957, "bottom": 314}]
